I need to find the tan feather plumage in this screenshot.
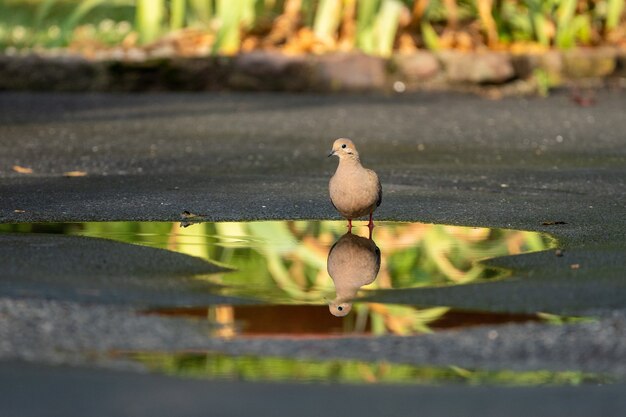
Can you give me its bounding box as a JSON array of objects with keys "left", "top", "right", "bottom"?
[{"left": 328, "top": 138, "right": 382, "bottom": 221}]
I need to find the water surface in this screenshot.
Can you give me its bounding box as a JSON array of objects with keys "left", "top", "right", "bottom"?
[{"left": 0, "top": 220, "right": 553, "bottom": 336}]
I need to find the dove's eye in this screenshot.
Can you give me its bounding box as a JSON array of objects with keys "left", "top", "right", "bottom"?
[
  {"left": 337, "top": 306, "right": 343, "bottom": 311},
  {"left": 341, "top": 144, "right": 347, "bottom": 149}
]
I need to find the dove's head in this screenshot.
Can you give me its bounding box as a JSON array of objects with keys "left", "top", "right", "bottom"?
[
  {"left": 328, "top": 138, "right": 359, "bottom": 161},
  {"left": 329, "top": 301, "right": 352, "bottom": 317}
]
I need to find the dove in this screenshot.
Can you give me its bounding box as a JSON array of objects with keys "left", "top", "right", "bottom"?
[
  {"left": 328, "top": 138, "right": 382, "bottom": 233},
  {"left": 327, "top": 232, "right": 381, "bottom": 317}
]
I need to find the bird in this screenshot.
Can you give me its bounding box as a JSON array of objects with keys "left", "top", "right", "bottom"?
[
  {"left": 326, "top": 232, "right": 381, "bottom": 317},
  {"left": 328, "top": 138, "right": 382, "bottom": 234}
]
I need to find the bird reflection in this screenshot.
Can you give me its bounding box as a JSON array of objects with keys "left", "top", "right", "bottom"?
[{"left": 326, "top": 231, "right": 381, "bottom": 317}]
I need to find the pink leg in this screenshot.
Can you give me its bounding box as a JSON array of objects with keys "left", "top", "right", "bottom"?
[
  {"left": 347, "top": 219, "right": 352, "bottom": 233},
  {"left": 367, "top": 213, "right": 375, "bottom": 238}
]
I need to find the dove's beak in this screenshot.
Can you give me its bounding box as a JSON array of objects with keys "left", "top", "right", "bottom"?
[{"left": 328, "top": 150, "right": 336, "bottom": 157}]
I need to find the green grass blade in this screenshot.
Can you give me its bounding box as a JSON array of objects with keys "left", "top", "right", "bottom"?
[
  {"left": 189, "top": 0, "right": 213, "bottom": 25},
  {"left": 356, "top": 0, "right": 380, "bottom": 53},
  {"left": 532, "top": 13, "right": 549, "bottom": 46},
  {"left": 302, "top": 0, "right": 317, "bottom": 27},
  {"left": 170, "top": 0, "right": 187, "bottom": 30},
  {"left": 63, "top": 0, "right": 108, "bottom": 32},
  {"left": 313, "top": 0, "right": 342, "bottom": 43},
  {"left": 373, "top": 0, "right": 402, "bottom": 57},
  {"left": 240, "top": 0, "right": 257, "bottom": 28},
  {"left": 136, "top": 0, "right": 165, "bottom": 44},
  {"left": 213, "top": 0, "right": 244, "bottom": 54},
  {"left": 607, "top": 0, "right": 625, "bottom": 31},
  {"left": 555, "top": 0, "right": 576, "bottom": 48},
  {"left": 421, "top": 21, "right": 441, "bottom": 51},
  {"left": 34, "top": 0, "right": 60, "bottom": 28}
]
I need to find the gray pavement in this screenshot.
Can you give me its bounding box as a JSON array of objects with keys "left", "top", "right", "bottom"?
[
  {"left": 4, "top": 361, "right": 626, "bottom": 417},
  {"left": 1, "top": 91, "right": 626, "bottom": 416}
]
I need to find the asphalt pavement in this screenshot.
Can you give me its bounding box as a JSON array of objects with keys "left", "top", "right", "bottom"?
[{"left": 1, "top": 90, "right": 625, "bottom": 416}]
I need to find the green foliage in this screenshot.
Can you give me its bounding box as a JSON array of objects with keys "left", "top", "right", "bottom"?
[
  {"left": 136, "top": 0, "right": 164, "bottom": 44},
  {"left": 212, "top": 0, "right": 256, "bottom": 54},
  {"left": 313, "top": 0, "right": 343, "bottom": 43},
  {"left": 354, "top": 0, "right": 404, "bottom": 56},
  {"left": 607, "top": 0, "right": 626, "bottom": 31},
  {"left": 188, "top": 0, "right": 213, "bottom": 26},
  {"left": 356, "top": 0, "right": 381, "bottom": 52},
  {"left": 421, "top": 21, "right": 441, "bottom": 50},
  {"left": 34, "top": 0, "right": 59, "bottom": 28},
  {"left": 537, "top": 312, "right": 595, "bottom": 325},
  {"left": 555, "top": 0, "right": 578, "bottom": 48},
  {"left": 372, "top": 0, "right": 403, "bottom": 56},
  {"left": 134, "top": 352, "right": 610, "bottom": 385},
  {"left": 527, "top": 0, "right": 551, "bottom": 46},
  {"left": 169, "top": 0, "right": 187, "bottom": 30},
  {"left": 0, "top": 0, "right": 625, "bottom": 53}
]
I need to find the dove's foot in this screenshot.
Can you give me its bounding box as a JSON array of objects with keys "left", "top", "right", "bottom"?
[{"left": 367, "top": 214, "right": 375, "bottom": 238}]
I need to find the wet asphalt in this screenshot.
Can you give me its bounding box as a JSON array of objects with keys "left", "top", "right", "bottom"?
[{"left": 0, "top": 90, "right": 625, "bottom": 416}]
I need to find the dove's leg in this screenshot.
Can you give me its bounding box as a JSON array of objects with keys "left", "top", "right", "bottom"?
[
  {"left": 367, "top": 213, "right": 375, "bottom": 230},
  {"left": 347, "top": 219, "right": 352, "bottom": 232}
]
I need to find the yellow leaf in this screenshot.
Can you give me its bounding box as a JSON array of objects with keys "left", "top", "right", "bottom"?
[
  {"left": 12, "top": 165, "right": 33, "bottom": 174},
  {"left": 63, "top": 171, "right": 88, "bottom": 177}
]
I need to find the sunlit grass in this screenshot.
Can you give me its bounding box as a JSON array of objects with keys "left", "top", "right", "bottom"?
[{"left": 0, "top": 1, "right": 624, "bottom": 54}]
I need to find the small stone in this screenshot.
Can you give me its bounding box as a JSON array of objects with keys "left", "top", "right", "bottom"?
[
  {"left": 562, "top": 48, "right": 617, "bottom": 79},
  {"left": 229, "top": 51, "right": 309, "bottom": 91},
  {"left": 313, "top": 53, "right": 386, "bottom": 91},
  {"left": 439, "top": 51, "right": 515, "bottom": 84},
  {"left": 393, "top": 52, "right": 440, "bottom": 81},
  {"left": 393, "top": 81, "right": 406, "bottom": 92}
]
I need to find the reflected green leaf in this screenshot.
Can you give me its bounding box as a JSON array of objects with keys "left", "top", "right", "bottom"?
[
  {"left": 0, "top": 219, "right": 554, "bottom": 335},
  {"left": 133, "top": 352, "right": 610, "bottom": 386}
]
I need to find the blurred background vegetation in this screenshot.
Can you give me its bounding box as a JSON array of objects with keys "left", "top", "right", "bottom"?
[
  {"left": 0, "top": 0, "right": 624, "bottom": 56},
  {"left": 0, "top": 220, "right": 552, "bottom": 335}
]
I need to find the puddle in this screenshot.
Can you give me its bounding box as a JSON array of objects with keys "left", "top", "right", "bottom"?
[
  {"left": 0, "top": 220, "right": 554, "bottom": 336},
  {"left": 130, "top": 352, "right": 608, "bottom": 386},
  {"left": 148, "top": 305, "right": 542, "bottom": 337}
]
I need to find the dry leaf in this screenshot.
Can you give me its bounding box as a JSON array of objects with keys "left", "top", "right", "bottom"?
[
  {"left": 181, "top": 210, "right": 197, "bottom": 218},
  {"left": 180, "top": 210, "right": 205, "bottom": 228},
  {"left": 63, "top": 171, "right": 88, "bottom": 177},
  {"left": 12, "top": 165, "right": 33, "bottom": 174}
]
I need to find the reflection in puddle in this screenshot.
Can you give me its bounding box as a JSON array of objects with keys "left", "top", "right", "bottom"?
[
  {"left": 0, "top": 220, "right": 554, "bottom": 336},
  {"left": 131, "top": 352, "right": 608, "bottom": 386},
  {"left": 327, "top": 232, "right": 381, "bottom": 317},
  {"left": 149, "top": 305, "right": 541, "bottom": 337}
]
